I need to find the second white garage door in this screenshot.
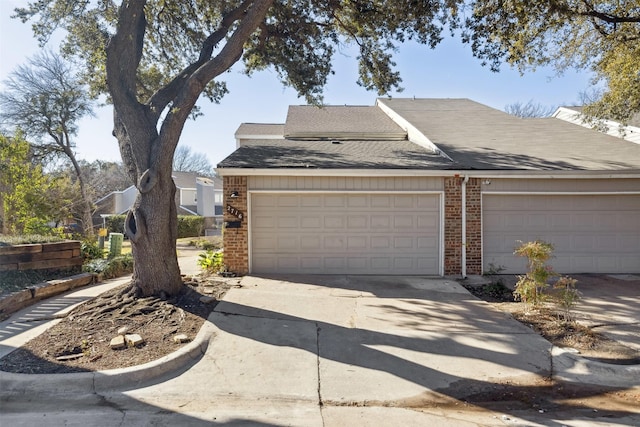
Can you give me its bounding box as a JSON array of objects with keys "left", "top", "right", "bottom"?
[
  {"left": 251, "top": 193, "right": 441, "bottom": 275},
  {"left": 483, "top": 194, "right": 640, "bottom": 274}
]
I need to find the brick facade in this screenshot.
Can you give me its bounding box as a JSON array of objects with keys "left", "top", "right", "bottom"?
[
  {"left": 222, "top": 176, "right": 249, "bottom": 275},
  {"left": 465, "top": 178, "right": 482, "bottom": 275},
  {"left": 444, "top": 176, "right": 482, "bottom": 276},
  {"left": 444, "top": 177, "right": 462, "bottom": 275}
]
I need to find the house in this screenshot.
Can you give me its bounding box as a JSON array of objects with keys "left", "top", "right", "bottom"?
[
  {"left": 217, "top": 98, "right": 640, "bottom": 276},
  {"left": 94, "top": 171, "right": 224, "bottom": 232},
  {"left": 552, "top": 106, "right": 640, "bottom": 145}
]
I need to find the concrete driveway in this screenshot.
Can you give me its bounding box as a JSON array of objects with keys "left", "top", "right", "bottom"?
[
  {"left": 2, "top": 274, "right": 639, "bottom": 426},
  {"left": 118, "top": 275, "right": 638, "bottom": 425}
]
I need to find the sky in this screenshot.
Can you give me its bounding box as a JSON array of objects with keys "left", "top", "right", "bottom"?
[{"left": 1, "top": 0, "right": 595, "bottom": 168}]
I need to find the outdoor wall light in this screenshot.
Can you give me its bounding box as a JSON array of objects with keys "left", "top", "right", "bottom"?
[
  {"left": 483, "top": 179, "right": 492, "bottom": 185},
  {"left": 229, "top": 191, "right": 240, "bottom": 198}
]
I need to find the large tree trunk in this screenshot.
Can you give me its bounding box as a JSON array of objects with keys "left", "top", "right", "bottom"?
[{"left": 125, "top": 168, "right": 183, "bottom": 298}]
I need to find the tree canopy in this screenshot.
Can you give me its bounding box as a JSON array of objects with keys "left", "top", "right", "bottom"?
[{"left": 464, "top": 0, "right": 640, "bottom": 123}]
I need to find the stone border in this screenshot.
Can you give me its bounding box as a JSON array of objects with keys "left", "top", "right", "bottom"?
[
  {"left": 0, "top": 273, "right": 96, "bottom": 319},
  {"left": 0, "top": 314, "right": 216, "bottom": 394}
]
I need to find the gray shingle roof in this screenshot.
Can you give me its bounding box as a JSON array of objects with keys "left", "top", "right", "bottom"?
[
  {"left": 235, "top": 123, "right": 285, "bottom": 137},
  {"left": 379, "top": 98, "right": 640, "bottom": 170},
  {"left": 284, "top": 105, "right": 406, "bottom": 140},
  {"left": 217, "top": 138, "right": 455, "bottom": 169},
  {"left": 172, "top": 171, "right": 198, "bottom": 188}
]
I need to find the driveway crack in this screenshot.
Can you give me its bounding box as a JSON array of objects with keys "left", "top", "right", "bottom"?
[{"left": 315, "top": 322, "right": 325, "bottom": 426}]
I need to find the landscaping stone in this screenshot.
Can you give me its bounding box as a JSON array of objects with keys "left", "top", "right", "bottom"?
[
  {"left": 125, "top": 334, "right": 144, "bottom": 347},
  {"left": 173, "top": 334, "right": 190, "bottom": 344},
  {"left": 56, "top": 353, "right": 84, "bottom": 361},
  {"left": 110, "top": 335, "right": 126, "bottom": 350},
  {"left": 117, "top": 326, "right": 129, "bottom": 335}
]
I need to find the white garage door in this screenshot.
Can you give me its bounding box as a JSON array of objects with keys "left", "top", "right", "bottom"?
[
  {"left": 483, "top": 194, "right": 640, "bottom": 274},
  {"left": 251, "top": 193, "right": 441, "bottom": 275}
]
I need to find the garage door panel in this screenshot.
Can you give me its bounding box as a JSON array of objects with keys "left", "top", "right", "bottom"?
[
  {"left": 347, "top": 195, "right": 368, "bottom": 207},
  {"left": 324, "top": 216, "right": 345, "bottom": 228},
  {"left": 278, "top": 195, "right": 300, "bottom": 207},
  {"left": 371, "top": 216, "right": 391, "bottom": 228},
  {"left": 300, "top": 236, "right": 321, "bottom": 249},
  {"left": 347, "top": 215, "right": 368, "bottom": 228},
  {"left": 252, "top": 193, "right": 440, "bottom": 275},
  {"left": 483, "top": 194, "right": 640, "bottom": 274},
  {"left": 418, "top": 236, "right": 438, "bottom": 250},
  {"left": 347, "top": 236, "right": 367, "bottom": 249},
  {"left": 394, "top": 216, "right": 414, "bottom": 228}
]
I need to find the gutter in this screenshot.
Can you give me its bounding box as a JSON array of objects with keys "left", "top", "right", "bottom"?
[
  {"left": 461, "top": 175, "right": 469, "bottom": 279},
  {"left": 216, "top": 167, "right": 640, "bottom": 179}
]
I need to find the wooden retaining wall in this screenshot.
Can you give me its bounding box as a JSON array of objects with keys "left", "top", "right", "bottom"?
[{"left": 0, "top": 241, "right": 83, "bottom": 272}]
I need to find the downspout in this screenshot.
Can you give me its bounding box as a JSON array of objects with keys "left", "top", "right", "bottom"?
[{"left": 461, "top": 175, "right": 469, "bottom": 279}]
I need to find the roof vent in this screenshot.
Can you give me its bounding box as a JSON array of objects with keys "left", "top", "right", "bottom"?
[{"left": 331, "top": 140, "right": 341, "bottom": 144}]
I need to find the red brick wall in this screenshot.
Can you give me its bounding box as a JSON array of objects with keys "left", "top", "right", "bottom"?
[
  {"left": 222, "top": 176, "right": 249, "bottom": 275},
  {"left": 465, "top": 178, "right": 482, "bottom": 275},
  {"left": 444, "top": 176, "right": 482, "bottom": 276},
  {"left": 444, "top": 177, "right": 462, "bottom": 275}
]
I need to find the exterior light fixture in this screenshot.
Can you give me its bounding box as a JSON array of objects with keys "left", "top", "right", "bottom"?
[{"left": 229, "top": 191, "right": 239, "bottom": 198}]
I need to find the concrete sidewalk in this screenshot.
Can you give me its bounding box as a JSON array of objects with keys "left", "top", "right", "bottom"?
[{"left": 2, "top": 274, "right": 639, "bottom": 426}]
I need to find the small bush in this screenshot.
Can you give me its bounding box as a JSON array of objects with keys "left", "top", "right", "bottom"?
[
  {"left": 0, "top": 234, "right": 65, "bottom": 245},
  {"left": 81, "top": 239, "right": 105, "bottom": 261},
  {"left": 513, "top": 240, "right": 580, "bottom": 318},
  {"left": 177, "top": 216, "right": 204, "bottom": 238},
  {"left": 83, "top": 254, "right": 133, "bottom": 279},
  {"left": 197, "top": 250, "right": 225, "bottom": 274},
  {"left": 550, "top": 276, "right": 581, "bottom": 321},
  {"left": 187, "top": 236, "right": 223, "bottom": 251}
]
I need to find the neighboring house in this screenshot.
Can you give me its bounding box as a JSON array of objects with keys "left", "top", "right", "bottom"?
[
  {"left": 217, "top": 98, "right": 640, "bottom": 277},
  {"left": 94, "top": 171, "right": 223, "bottom": 231},
  {"left": 553, "top": 106, "right": 640, "bottom": 145}
]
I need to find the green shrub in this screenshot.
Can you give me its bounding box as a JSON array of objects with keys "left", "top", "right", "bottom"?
[
  {"left": 187, "top": 236, "right": 223, "bottom": 251},
  {"left": 104, "top": 215, "right": 126, "bottom": 235},
  {"left": 83, "top": 253, "right": 133, "bottom": 279},
  {"left": 0, "top": 234, "right": 65, "bottom": 245},
  {"left": 550, "top": 276, "right": 581, "bottom": 321},
  {"left": 197, "top": 250, "right": 225, "bottom": 273},
  {"left": 81, "top": 239, "right": 105, "bottom": 261},
  {"left": 177, "top": 215, "right": 204, "bottom": 238},
  {"left": 103, "top": 214, "right": 203, "bottom": 238},
  {"left": 513, "top": 240, "right": 580, "bottom": 317}
]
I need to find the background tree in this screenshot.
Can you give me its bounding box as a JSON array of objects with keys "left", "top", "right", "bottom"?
[
  {"left": 173, "top": 145, "right": 215, "bottom": 177},
  {"left": 505, "top": 101, "right": 556, "bottom": 118},
  {"left": 16, "top": 0, "right": 459, "bottom": 297},
  {"left": 463, "top": 0, "right": 640, "bottom": 123},
  {"left": 0, "top": 51, "right": 96, "bottom": 236},
  {"left": 0, "top": 133, "right": 60, "bottom": 235},
  {"left": 79, "top": 160, "right": 132, "bottom": 200}
]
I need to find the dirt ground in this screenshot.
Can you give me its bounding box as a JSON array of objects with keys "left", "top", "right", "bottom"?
[
  {"left": 462, "top": 275, "right": 640, "bottom": 365},
  {"left": 0, "top": 274, "right": 237, "bottom": 374}
]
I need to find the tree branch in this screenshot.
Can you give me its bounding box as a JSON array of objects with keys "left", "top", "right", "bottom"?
[
  {"left": 154, "top": 0, "right": 275, "bottom": 172},
  {"left": 146, "top": 0, "right": 253, "bottom": 120}
]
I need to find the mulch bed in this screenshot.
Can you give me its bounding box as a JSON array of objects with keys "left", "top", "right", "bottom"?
[{"left": 0, "top": 275, "right": 237, "bottom": 374}]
